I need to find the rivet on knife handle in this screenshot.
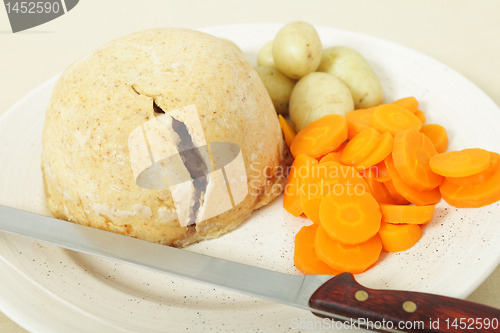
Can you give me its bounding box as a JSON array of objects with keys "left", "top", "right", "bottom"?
[{"left": 309, "top": 272, "right": 500, "bottom": 332}]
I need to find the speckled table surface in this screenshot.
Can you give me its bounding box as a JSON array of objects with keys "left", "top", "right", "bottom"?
[{"left": 1, "top": 0, "right": 500, "bottom": 332}]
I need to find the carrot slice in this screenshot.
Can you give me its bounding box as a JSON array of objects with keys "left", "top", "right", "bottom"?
[
  {"left": 414, "top": 110, "right": 426, "bottom": 124},
  {"left": 341, "top": 128, "right": 381, "bottom": 166},
  {"left": 384, "top": 180, "right": 410, "bottom": 205},
  {"left": 347, "top": 131, "right": 357, "bottom": 141},
  {"left": 291, "top": 115, "right": 348, "bottom": 158},
  {"left": 439, "top": 161, "right": 500, "bottom": 208},
  {"left": 283, "top": 154, "right": 318, "bottom": 217},
  {"left": 305, "top": 162, "right": 371, "bottom": 194},
  {"left": 333, "top": 140, "right": 349, "bottom": 153},
  {"left": 393, "top": 129, "right": 443, "bottom": 191},
  {"left": 447, "top": 152, "right": 500, "bottom": 186},
  {"left": 315, "top": 226, "right": 382, "bottom": 274},
  {"left": 294, "top": 224, "right": 341, "bottom": 275},
  {"left": 355, "top": 132, "right": 394, "bottom": 169},
  {"left": 319, "top": 189, "right": 381, "bottom": 245},
  {"left": 317, "top": 141, "right": 347, "bottom": 163},
  {"left": 374, "top": 161, "right": 391, "bottom": 182},
  {"left": 319, "top": 152, "right": 342, "bottom": 165},
  {"left": 392, "top": 97, "right": 418, "bottom": 114},
  {"left": 385, "top": 155, "right": 442, "bottom": 205},
  {"left": 377, "top": 176, "right": 392, "bottom": 183},
  {"left": 369, "top": 104, "right": 422, "bottom": 136},
  {"left": 363, "top": 167, "right": 398, "bottom": 205},
  {"left": 378, "top": 222, "right": 422, "bottom": 253},
  {"left": 278, "top": 115, "right": 296, "bottom": 148},
  {"left": 421, "top": 124, "right": 448, "bottom": 154},
  {"left": 302, "top": 196, "right": 324, "bottom": 225},
  {"left": 430, "top": 148, "right": 491, "bottom": 178},
  {"left": 301, "top": 162, "right": 371, "bottom": 224},
  {"left": 380, "top": 204, "right": 435, "bottom": 225},
  {"left": 345, "top": 108, "right": 376, "bottom": 140}
]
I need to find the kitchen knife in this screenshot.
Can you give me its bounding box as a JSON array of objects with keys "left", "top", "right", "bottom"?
[{"left": 0, "top": 205, "right": 499, "bottom": 332}]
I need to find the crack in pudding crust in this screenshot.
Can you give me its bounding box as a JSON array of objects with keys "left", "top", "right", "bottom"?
[
  {"left": 171, "top": 117, "right": 209, "bottom": 226},
  {"left": 132, "top": 85, "right": 209, "bottom": 226}
]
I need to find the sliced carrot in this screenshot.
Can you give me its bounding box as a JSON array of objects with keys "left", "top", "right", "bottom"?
[
  {"left": 385, "top": 155, "right": 442, "bottom": 206},
  {"left": 421, "top": 124, "right": 448, "bottom": 154},
  {"left": 319, "top": 189, "right": 381, "bottom": 245},
  {"left": 302, "top": 196, "right": 323, "bottom": 225},
  {"left": 301, "top": 162, "right": 371, "bottom": 224},
  {"left": 345, "top": 107, "right": 376, "bottom": 140},
  {"left": 374, "top": 161, "right": 391, "bottom": 182},
  {"left": 278, "top": 115, "right": 296, "bottom": 148},
  {"left": 384, "top": 180, "right": 410, "bottom": 205},
  {"left": 315, "top": 226, "right": 382, "bottom": 274},
  {"left": 341, "top": 128, "right": 381, "bottom": 166},
  {"left": 355, "top": 132, "right": 394, "bottom": 169},
  {"left": 283, "top": 154, "right": 318, "bottom": 217},
  {"left": 378, "top": 222, "right": 422, "bottom": 253},
  {"left": 347, "top": 130, "right": 357, "bottom": 141},
  {"left": 414, "top": 110, "right": 426, "bottom": 124},
  {"left": 320, "top": 152, "right": 342, "bottom": 165},
  {"left": 291, "top": 115, "right": 348, "bottom": 158},
  {"left": 333, "top": 140, "right": 349, "bottom": 153},
  {"left": 430, "top": 148, "right": 491, "bottom": 178},
  {"left": 380, "top": 204, "right": 435, "bottom": 225},
  {"left": 369, "top": 104, "right": 422, "bottom": 136},
  {"left": 392, "top": 97, "right": 418, "bottom": 114},
  {"left": 440, "top": 161, "right": 500, "bottom": 208},
  {"left": 294, "top": 224, "right": 341, "bottom": 275},
  {"left": 447, "top": 152, "right": 500, "bottom": 186},
  {"left": 392, "top": 129, "right": 443, "bottom": 191},
  {"left": 377, "top": 176, "right": 392, "bottom": 183},
  {"left": 304, "top": 162, "right": 371, "bottom": 195},
  {"left": 363, "top": 167, "right": 398, "bottom": 205}
]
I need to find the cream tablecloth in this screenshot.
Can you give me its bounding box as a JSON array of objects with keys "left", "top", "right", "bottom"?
[{"left": 1, "top": 0, "right": 499, "bottom": 331}]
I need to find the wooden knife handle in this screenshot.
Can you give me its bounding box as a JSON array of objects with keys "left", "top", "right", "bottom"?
[{"left": 309, "top": 273, "right": 500, "bottom": 332}]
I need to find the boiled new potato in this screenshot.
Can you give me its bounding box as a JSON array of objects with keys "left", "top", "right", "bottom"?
[
  {"left": 257, "top": 41, "right": 275, "bottom": 66},
  {"left": 255, "top": 66, "right": 296, "bottom": 115},
  {"left": 290, "top": 72, "right": 354, "bottom": 131},
  {"left": 317, "top": 46, "right": 384, "bottom": 109},
  {"left": 273, "top": 21, "right": 322, "bottom": 80}
]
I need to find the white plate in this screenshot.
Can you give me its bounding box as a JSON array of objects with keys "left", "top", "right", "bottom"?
[{"left": 1, "top": 23, "right": 500, "bottom": 333}]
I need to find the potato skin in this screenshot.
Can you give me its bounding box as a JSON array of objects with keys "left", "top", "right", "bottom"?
[
  {"left": 289, "top": 72, "right": 354, "bottom": 131},
  {"left": 255, "top": 66, "right": 296, "bottom": 115},
  {"left": 273, "top": 21, "right": 322, "bottom": 80},
  {"left": 317, "top": 46, "right": 384, "bottom": 109},
  {"left": 257, "top": 41, "right": 275, "bottom": 67}
]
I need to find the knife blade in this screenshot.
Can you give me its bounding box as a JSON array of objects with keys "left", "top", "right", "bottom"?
[{"left": 1, "top": 205, "right": 499, "bottom": 332}]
